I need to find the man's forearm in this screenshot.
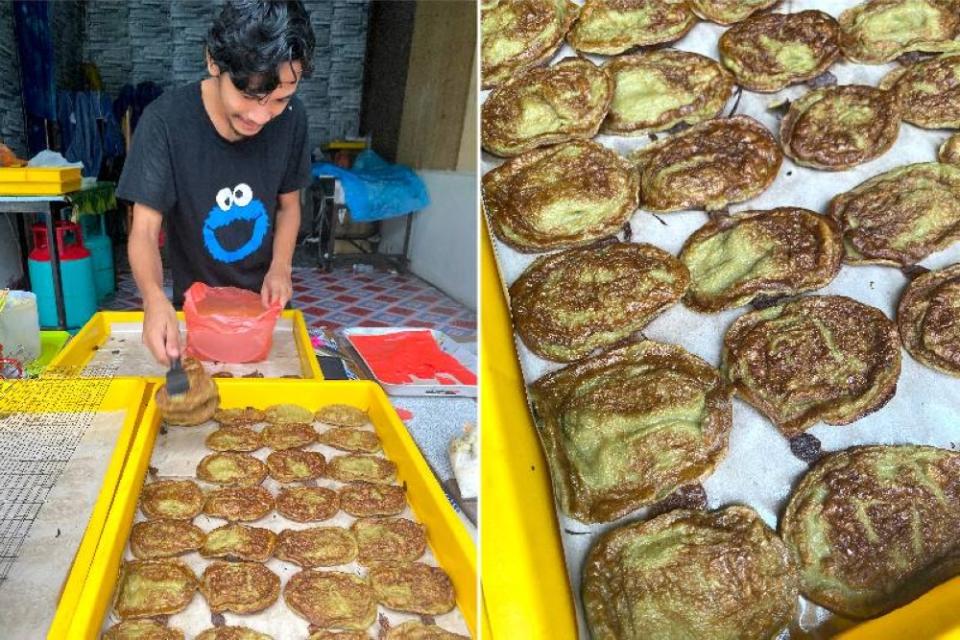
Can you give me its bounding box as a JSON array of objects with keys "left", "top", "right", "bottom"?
[
  {"left": 128, "top": 223, "right": 167, "bottom": 307},
  {"left": 271, "top": 197, "right": 301, "bottom": 272}
]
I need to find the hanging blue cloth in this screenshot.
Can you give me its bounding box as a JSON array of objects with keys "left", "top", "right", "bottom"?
[
  {"left": 14, "top": 0, "right": 56, "bottom": 154},
  {"left": 114, "top": 81, "right": 164, "bottom": 133},
  {"left": 98, "top": 94, "right": 125, "bottom": 158},
  {"left": 59, "top": 91, "right": 125, "bottom": 177},
  {"left": 57, "top": 90, "right": 77, "bottom": 152},
  {"left": 13, "top": 1, "right": 55, "bottom": 120},
  {"left": 311, "top": 150, "right": 430, "bottom": 222}
]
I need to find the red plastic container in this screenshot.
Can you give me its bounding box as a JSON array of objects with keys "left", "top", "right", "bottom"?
[{"left": 183, "top": 283, "right": 281, "bottom": 363}]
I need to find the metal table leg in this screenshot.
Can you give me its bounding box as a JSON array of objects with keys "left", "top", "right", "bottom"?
[
  {"left": 324, "top": 199, "right": 338, "bottom": 273},
  {"left": 14, "top": 213, "right": 28, "bottom": 286},
  {"left": 400, "top": 211, "right": 415, "bottom": 273}
]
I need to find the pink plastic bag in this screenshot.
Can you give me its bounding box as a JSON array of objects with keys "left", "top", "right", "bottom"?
[{"left": 184, "top": 283, "right": 281, "bottom": 363}]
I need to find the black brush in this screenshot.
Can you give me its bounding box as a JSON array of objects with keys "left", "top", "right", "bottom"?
[{"left": 165, "top": 355, "right": 190, "bottom": 396}]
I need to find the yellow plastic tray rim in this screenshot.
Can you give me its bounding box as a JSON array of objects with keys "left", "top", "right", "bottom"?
[{"left": 64, "top": 379, "right": 476, "bottom": 639}]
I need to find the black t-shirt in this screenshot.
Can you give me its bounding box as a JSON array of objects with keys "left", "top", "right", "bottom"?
[{"left": 116, "top": 81, "right": 311, "bottom": 306}]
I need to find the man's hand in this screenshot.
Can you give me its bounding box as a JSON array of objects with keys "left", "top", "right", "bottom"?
[
  {"left": 261, "top": 264, "right": 292, "bottom": 309},
  {"left": 143, "top": 296, "right": 181, "bottom": 366}
]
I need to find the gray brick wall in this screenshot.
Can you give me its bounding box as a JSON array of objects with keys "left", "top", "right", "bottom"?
[
  {"left": 169, "top": 1, "right": 209, "bottom": 85},
  {"left": 82, "top": 0, "right": 370, "bottom": 152},
  {"left": 129, "top": 0, "right": 174, "bottom": 86},
  {"left": 0, "top": 0, "right": 26, "bottom": 157},
  {"left": 83, "top": 1, "right": 131, "bottom": 95},
  {"left": 311, "top": 0, "right": 369, "bottom": 146}
]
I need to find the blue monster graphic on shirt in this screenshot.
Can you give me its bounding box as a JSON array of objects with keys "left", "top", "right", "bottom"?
[{"left": 202, "top": 183, "right": 269, "bottom": 263}]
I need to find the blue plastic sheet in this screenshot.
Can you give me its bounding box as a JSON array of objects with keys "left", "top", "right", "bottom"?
[{"left": 311, "top": 150, "right": 430, "bottom": 222}]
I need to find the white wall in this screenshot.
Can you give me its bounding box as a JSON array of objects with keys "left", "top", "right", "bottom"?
[{"left": 379, "top": 170, "right": 476, "bottom": 311}]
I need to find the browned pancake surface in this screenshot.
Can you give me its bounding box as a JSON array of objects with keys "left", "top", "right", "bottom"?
[
  {"left": 828, "top": 162, "right": 960, "bottom": 266},
  {"left": 276, "top": 486, "right": 340, "bottom": 522},
  {"left": 205, "top": 426, "right": 262, "bottom": 453},
  {"left": 203, "top": 486, "right": 274, "bottom": 522},
  {"left": 723, "top": 295, "right": 901, "bottom": 436},
  {"left": 369, "top": 562, "right": 457, "bottom": 615},
  {"left": 898, "top": 263, "right": 960, "bottom": 376},
  {"left": 130, "top": 519, "right": 204, "bottom": 559},
  {"left": 781, "top": 85, "right": 901, "bottom": 170},
  {"left": 266, "top": 449, "right": 326, "bottom": 483},
  {"left": 276, "top": 526, "right": 358, "bottom": 567},
  {"left": 328, "top": 454, "right": 398, "bottom": 484},
  {"left": 140, "top": 479, "right": 204, "bottom": 520},
  {"left": 352, "top": 517, "right": 428, "bottom": 565},
  {"left": 115, "top": 559, "right": 197, "bottom": 618},
  {"left": 340, "top": 482, "right": 407, "bottom": 517},
  {"left": 196, "top": 453, "right": 268, "bottom": 487},
  {"left": 481, "top": 57, "right": 612, "bottom": 157},
  {"left": 200, "top": 523, "right": 277, "bottom": 562},
  {"left": 200, "top": 561, "right": 280, "bottom": 614},
  {"left": 719, "top": 10, "right": 840, "bottom": 91},
  {"left": 284, "top": 570, "right": 378, "bottom": 629},
  {"left": 483, "top": 140, "right": 638, "bottom": 252},
  {"left": 510, "top": 242, "right": 689, "bottom": 361},
  {"left": 632, "top": 116, "right": 782, "bottom": 212},
  {"left": 680, "top": 208, "right": 842, "bottom": 312}
]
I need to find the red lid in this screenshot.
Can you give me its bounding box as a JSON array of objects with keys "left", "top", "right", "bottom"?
[{"left": 29, "top": 221, "right": 90, "bottom": 261}]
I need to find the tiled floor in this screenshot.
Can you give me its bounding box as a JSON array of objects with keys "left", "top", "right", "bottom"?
[{"left": 100, "top": 266, "right": 477, "bottom": 337}]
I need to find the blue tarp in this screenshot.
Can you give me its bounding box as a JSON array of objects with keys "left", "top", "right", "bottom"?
[{"left": 311, "top": 150, "right": 430, "bottom": 222}]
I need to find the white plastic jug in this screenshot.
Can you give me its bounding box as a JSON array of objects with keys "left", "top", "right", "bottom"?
[{"left": 0, "top": 290, "right": 41, "bottom": 364}]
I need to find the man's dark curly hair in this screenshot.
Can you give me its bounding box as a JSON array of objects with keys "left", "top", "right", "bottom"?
[{"left": 206, "top": 0, "right": 316, "bottom": 96}]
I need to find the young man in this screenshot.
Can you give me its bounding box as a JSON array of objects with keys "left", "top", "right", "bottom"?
[{"left": 117, "top": 0, "right": 315, "bottom": 365}]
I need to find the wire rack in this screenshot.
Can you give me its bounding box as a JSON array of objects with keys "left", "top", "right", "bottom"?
[{"left": 0, "top": 364, "right": 118, "bottom": 583}]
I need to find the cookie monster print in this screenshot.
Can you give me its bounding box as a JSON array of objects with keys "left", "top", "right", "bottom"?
[{"left": 202, "top": 183, "right": 269, "bottom": 263}]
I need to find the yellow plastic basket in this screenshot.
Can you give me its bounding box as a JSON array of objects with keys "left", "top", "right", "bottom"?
[
  {"left": 64, "top": 379, "right": 477, "bottom": 639},
  {"left": 0, "top": 379, "right": 150, "bottom": 639},
  {"left": 0, "top": 167, "right": 82, "bottom": 196},
  {"left": 478, "top": 222, "right": 960, "bottom": 639},
  {"left": 47, "top": 310, "right": 323, "bottom": 380}
]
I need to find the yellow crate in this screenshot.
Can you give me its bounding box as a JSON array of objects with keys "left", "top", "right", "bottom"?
[
  {"left": 47, "top": 310, "right": 323, "bottom": 380},
  {"left": 0, "top": 166, "right": 82, "bottom": 195},
  {"left": 0, "top": 379, "right": 150, "bottom": 638},
  {"left": 65, "top": 379, "right": 477, "bottom": 639},
  {"left": 478, "top": 222, "right": 960, "bottom": 639}
]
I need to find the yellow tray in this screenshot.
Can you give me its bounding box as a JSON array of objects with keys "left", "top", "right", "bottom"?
[
  {"left": 0, "top": 166, "right": 82, "bottom": 196},
  {"left": 478, "top": 222, "right": 960, "bottom": 639},
  {"left": 0, "top": 379, "right": 150, "bottom": 639},
  {"left": 47, "top": 310, "right": 323, "bottom": 380},
  {"left": 479, "top": 221, "right": 576, "bottom": 640},
  {"left": 66, "top": 379, "right": 477, "bottom": 639}
]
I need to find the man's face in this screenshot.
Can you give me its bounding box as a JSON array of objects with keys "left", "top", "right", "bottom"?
[{"left": 215, "top": 60, "right": 302, "bottom": 139}]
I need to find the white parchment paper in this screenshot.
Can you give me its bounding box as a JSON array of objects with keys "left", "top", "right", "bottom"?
[{"left": 481, "top": 1, "right": 960, "bottom": 637}]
